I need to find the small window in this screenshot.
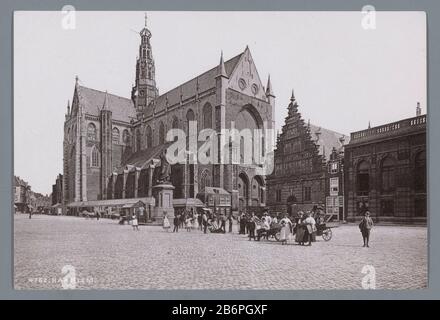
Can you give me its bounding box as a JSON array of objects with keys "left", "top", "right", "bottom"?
[
  {"left": 112, "top": 127, "right": 120, "bottom": 144},
  {"left": 87, "top": 123, "right": 97, "bottom": 141},
  {"left": 276, "top": 189, "right": 282, "bottom": 202},
  {"left": 91, "top": 147, "right": 99, "bottom": 167}
]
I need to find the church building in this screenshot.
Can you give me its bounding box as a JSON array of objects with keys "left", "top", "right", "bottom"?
[{"left": 63, "top": 17, "right": 274, "bottom": 218}]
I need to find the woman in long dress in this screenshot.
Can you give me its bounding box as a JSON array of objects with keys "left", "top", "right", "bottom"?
[
  {"left": 279, "top": 214, "right": 292, "bottom": 245},
  {"left": 192, "top": 212, "right": 199, "bottom": 230},
  {"left": 163, "top": 213, "right": 171, "bottom": 232}
]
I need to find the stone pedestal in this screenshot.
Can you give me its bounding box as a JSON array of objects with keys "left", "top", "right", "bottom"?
[{"left": 152, "top": 183, "right": 175, "bottom": 224}]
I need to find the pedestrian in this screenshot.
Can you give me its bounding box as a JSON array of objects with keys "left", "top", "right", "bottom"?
[
  {"left": 163, "top": 213, "right": 171, "bottom": 232},
  {"left": 28, "top": 209, "right": 32, "bottom": 219},
  {"left": 279, "top": 214, "right": 292, "bottom": 245},
  {"left": 220, "top": 213, "right": 227, "bottom": 233},
  {"left": 193, "top": 211, "right": 199, "bottom": 231},
  {"left": 173, "top": 214, "right": 180, "bottom": 233},
  {"left": 202, "top": 212, "right": 208, "bottom": 234},
  {"left": 198, "top": 211, "right": 203, "bottom": 230},
  {"left": 248, "top": 213, "right": 256, "bottom": 241},
  {"left": 228, "top": 214, "right": 233, "bottom": 233},
  {"left": 132, "top": 215, "right": 139, "bottom": 231},
  {"left": 303, "top": 212, "right": 317, "bottom": 246},
  {"left": 359, "top": 210, "right": 374, "bottom": 247},
  {"left": 238, "top": 212, "right": 246, "bottom": 234},
  {"left": 185, "top": 214, "right": 192, "bottom": 232},
  {"left": 96, "top": 211, "right": 100, "bottom": 220}
]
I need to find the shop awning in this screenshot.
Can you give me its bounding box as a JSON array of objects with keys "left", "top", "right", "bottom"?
[
  {"left": 173, "top": 198, "right": 205, "bottom": 208},
  {"left": 67, "top": 197, "right": 154, "bottom": 208}
]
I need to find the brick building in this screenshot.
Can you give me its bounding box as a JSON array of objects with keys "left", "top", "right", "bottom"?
[
  {"left": 51, "top": 174, "right": 63, "bottom": 205},
  {"left": 266, "top": 92, "right": 347, "bottom": 217},
  {"left": 344, "top": 107, "right": 427, "bottom": 223},
  {"left": 63, "top": 17, "right": 274, "bottom": 216}
]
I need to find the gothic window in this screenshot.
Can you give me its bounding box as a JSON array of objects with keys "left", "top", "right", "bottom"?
[
  {"left": 186, "top": 109, "right": 195, "bottom": 149},
  {"left": 415, "top": 151, "right": 426, "bottom": 193},
  {"left": 136, "top": 129, "right": 141, "bottom": 151},
  {"left": 142, "top": 48, "right": 146, "bottom": 58},
  {"left": 91, "top": 146, "right": 99, "bottom": 167},
  {"left": 87, "top": 123, "right": 97, "bottom": 141},
  {"left": 203, "top": 103, "right": 212, "bottom": 129},
  {"left": 381, "top": 156, "right": 395, "bottom": 193},
  {"left": 122, "top": 129, "right": 130, "bottom": 144},
  {"left": 200, "top": 169, "right": 212, "bottom": 192},
  {"left": 159, "top": 122, "right": 165, "bottom": 145},
  {"left": 145, "top": 125, "right": 152, "bottom": 148},
  {"left": 148, "top": 71, "right": 152, "bottom": 79},
  {"left": 112, "top": 127, "right": 120, "bottom": 144},
  {"left": 356, "top": 161, "right": 370, "bottom": 196}
]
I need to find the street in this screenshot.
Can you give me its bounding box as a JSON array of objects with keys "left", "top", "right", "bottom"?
[{"left": 14, "top": 214, "right": 427, "bottom": 290}]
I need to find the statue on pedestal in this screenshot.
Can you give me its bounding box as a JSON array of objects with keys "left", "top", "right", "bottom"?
[{"left": 158, "top": 150, "right": 171, "bottom": 184}]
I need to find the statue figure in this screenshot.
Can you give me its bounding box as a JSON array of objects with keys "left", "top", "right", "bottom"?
[{"left": 158, "top": 150, "right": 171, "bottom": 183}]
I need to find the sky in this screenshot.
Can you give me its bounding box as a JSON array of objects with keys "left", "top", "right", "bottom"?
[{"left": 14, "top": 11, "right": 426, "bottom": 195}]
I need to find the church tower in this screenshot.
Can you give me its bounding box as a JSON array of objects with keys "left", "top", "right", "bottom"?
[{"left": 131, "top": 13, "right": 158, "bottom": 119}]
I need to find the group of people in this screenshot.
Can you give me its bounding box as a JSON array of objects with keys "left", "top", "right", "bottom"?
[
  {"left": 162, "top": 209, "right": 234, "bottom": 234},
  {"left": 160, "top": 206, "right": 375, "bottom": 248}
]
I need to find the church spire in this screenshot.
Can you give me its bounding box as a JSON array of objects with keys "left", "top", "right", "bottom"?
[
  {"left": 290, "top": 89, "right": 295, "bottom": 102},
  {"left": 132, "top": 13, "right": 158, "bottom": 119},
  {"left": 102, "top": 90, "right": 109, "bottom": 110},
  {"left": 217, "top": 51, "right": 228, "bottom": 78},
  {"left": 66, "top": 100, "right": 70, "bottom": 115},
  {"left": 265, "top": 74, "right": 274, "bottom": 97}
]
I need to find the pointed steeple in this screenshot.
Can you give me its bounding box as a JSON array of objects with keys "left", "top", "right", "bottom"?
[
  {"left": 368, "top": 121, "right": 371, "bottom": 129},
  {"left": 217, "top": 50, "right": 228, "bottom": 78},
  {"left": 75, "top": 75, "right": 79, "bottom": 89},
  {"left": 265, "top": 75, "right": 274, "bottom": 97},
  {"left": 102, "top": 90, "right": 109, "bottom": 110},
  {"left": 290, "top": 89, "right": 295, "bottom": 102}
]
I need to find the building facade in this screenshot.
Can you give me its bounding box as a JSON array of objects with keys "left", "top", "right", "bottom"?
[
  {"left": 52, "top": 174, "right": 63, "bottom": 205},
  {"left": 266, "top": 93, "right": 346, "bottom": 217},
  {"left": 63, "top": 18, "right": 274, "bottom": 216},
  {"left": 344, "top": 111, "right": 427, "bottom": 223}
]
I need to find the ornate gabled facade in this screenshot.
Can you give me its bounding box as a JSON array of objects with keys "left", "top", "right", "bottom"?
[
  {"left": 266, "top": 92, "right": 347, "bottom": 216},
  {"left": 63, "top": 17, "right": 274, "bottom": 217}
]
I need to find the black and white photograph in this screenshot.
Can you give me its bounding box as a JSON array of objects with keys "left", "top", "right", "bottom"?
[{"left": 13, "top": 10, "right": 427, "bottom": 290}]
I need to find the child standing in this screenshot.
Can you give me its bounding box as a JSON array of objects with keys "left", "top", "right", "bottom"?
[
  {"left": 185, "top": 215, "right": 192, "bottom": 232},
  {"left": 132, "top": 215, "right": 139, "bottom": 231}
]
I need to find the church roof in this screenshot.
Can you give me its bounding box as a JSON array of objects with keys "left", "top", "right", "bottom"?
[
  {"left": 77, "top": 86, "right": 136, "bottom": 123},
  {"left": 145, "top": 51, "right": 243, "bottom": 117},
  {"left": 121, "top": 142, "right": 172, "bottom": 169},
  {"left": 309, "top": 124, "right": 349, "bottom": 160}
]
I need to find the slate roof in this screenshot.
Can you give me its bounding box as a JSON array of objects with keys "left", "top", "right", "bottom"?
[
  {"left": 77, "top": 86, "right": 136, "bottom": 123},
  {"left": 145, "top": 51, "right": 243, "bottom": 117},
  {"left": 309, "top": 124, "right": 349, "bottom": 160},
  {"left": 121, "top": 142, "right": 173, "bottom": 169}
]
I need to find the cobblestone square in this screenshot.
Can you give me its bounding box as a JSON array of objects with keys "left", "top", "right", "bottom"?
[{"left": 14, "top": 215, "right": 427, "bottom": 290}]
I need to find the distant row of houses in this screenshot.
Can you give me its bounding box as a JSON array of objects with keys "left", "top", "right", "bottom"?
[{"left": 13, "top": 176, "right": 51, "bottom": 213}]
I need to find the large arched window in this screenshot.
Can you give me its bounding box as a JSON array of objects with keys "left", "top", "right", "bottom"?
[
  {"left": 136, "top": 129, "right": 141, "bottom": 151},
  {"left": 172, "top": 116, "right": 179, "bottom": 129},
  {"left": 186, "top": 109, "right": 195, "bottom": 149},
  {"left": 122, "top": 129, "right": 130, "bottom": 144},
  {"left": 200, "top": 169, "right": 212, "bottom": 192},
  {"left": 203, "top": 103, "right": 212, "bottom": 129},
  {"left": 145, "top": 125, "right": 152, "bottom": 148},
  {"left": 91, "top": 146, "right": 99, "bottom": 167},
  {"left": 159, "top": 122, "right": 165, "bottom": 145},
  {"left": 415, "top": 151, "right": 426, "bottom": 193},
  {"left": 87, "top": 123, "right": 97, "bottom": 141},
  {"left": 356, "top": 161, "right": 370, "bottom": 196},
  {"left": 112, "top": 127, "right": 120, "bottom": 144},
  {"left": 381, "top": 156, "right": 395, "bottom": 193}
]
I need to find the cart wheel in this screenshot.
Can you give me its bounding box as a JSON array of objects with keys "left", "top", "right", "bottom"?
[
  {"left": 274, "top": 231, "right": 281, "bottom": 242},
  {"left": 322, "top": 228, "right": 332, "bottom": 241}
]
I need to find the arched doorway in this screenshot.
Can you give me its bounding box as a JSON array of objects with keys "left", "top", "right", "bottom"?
[
  {"left": 251, "top": 175, "right": 265, "bottom": 206},
  {"left": 238, "top": 172, "right": 249, "bottom": 212}
]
